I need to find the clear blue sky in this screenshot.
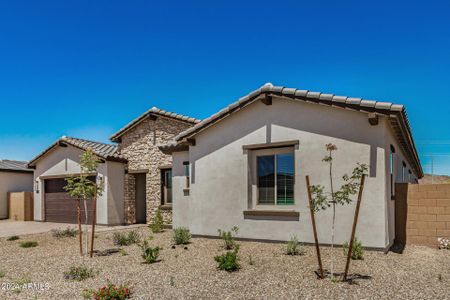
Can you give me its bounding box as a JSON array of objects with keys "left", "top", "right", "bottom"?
[{"left": 1, "top": 0, "right": 450, "bottom": 174}]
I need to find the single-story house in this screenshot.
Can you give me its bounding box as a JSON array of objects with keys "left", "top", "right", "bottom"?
[
  {"left": 28, "top": 137, "right": 127, "bottom": 225},
  {"left": 27, "top": 107, "right": 199, "bottom": 225},
  {"left": 161, "top": 83, "right": 423, "bottom": 250},
  {"left": 0, "top": 160, "right": 33, "bottom": 219}
]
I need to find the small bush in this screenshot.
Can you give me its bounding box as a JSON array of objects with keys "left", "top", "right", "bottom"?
[
  {"left": 218, "top": 226, "right": 239, "bottom": 250},
  {"left": 19, "top": 241, "right": 38, "bottom": 248},
  {"left": 0, "top": 270, "right": 5, "bottom": 278},
  {"left": 52, "top": 227, "right": 78, "bottom": 238},
  {"left": 286, "top": 235, "right": 303, "bottom": 255},
  {"left": 214, "top": 246, "right": 240, "bottom": 272},
  {"left": 141, "top": 240, "right": 160, "bottom": 264},
  {"left": 113, "top": 230, "right": 141, "bottom": 246},
  {"left": 173, "top": 227, "right": 191, "bottom": 245},
  {"left": 150, "top": 208, "right": 164, "bottom": 233},
  {"left": 343, "top": 237, "right": 364, "bottom": 260},
  {"left": 7, "top": 235, "right": 19, "bottom": 241},
  {"left": 91, "top": 282, "right": 131, "bottom": 300},
  {"left": 64, "top": 265, "right": 94, "bottom": 281}
]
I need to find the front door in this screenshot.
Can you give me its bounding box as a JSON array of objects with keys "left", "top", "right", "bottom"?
[
  {"left": 161, "top": 169, "right": 172, "bottom": 205},
  {"left": 135, "top": 173, "right": 147, "bottom": 223}
]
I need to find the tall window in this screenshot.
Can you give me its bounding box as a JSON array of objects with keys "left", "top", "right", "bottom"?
[
  {"left": 161, "top": 169, "right": 172, "bottom": 204},
  {"left": 257, "top": 153, "right": 294, "bottom": 205},
  {"left": 183, "top": 161, "right": 190, "bottom": 188},
  {"left": 390, "top": 145, "right": 395, "bottom": 199}
]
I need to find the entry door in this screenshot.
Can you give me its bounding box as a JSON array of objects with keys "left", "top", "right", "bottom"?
[
  {"left": 161, "top": 169, "right": 172, "bottom": 205},
  {"left": 135, "top": 173, "right": 147, "bottom": 224}
]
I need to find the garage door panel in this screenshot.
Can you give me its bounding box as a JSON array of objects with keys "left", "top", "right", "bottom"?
[{"left": 44, "top": 180, "right": 95, "bottom": 224}]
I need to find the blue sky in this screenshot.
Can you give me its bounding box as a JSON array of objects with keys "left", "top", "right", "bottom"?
[{"left": 1, "top": 0, "right": 450, "bottom": 175}]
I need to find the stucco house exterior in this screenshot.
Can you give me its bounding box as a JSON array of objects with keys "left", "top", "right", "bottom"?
[
  {"left": 161, "top": 83, "right": 423, "bottom": 250},
  {"left": 0, "top": 160, "right": 33, "bottom": 219},
  {"left": 28, "top": 107, "right": 199, "bottom": 225},
  {"left": 28, "top": 137, "right": 127, "bottom": 225}
]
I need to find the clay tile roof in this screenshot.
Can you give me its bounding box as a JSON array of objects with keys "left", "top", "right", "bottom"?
[
  {"left": 110, "top": 106, "right": 201, "bottom": 142},
  {"left": 170, "top": 83, "right": 423, "bottom": 177},
  {"left": 0, "top": 160, "right": 33, "bottom": 173},
  {"left": 28, "top": 136, "right": 126, "bottom": 167}
]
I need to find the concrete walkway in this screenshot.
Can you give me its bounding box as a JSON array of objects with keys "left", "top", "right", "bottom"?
[{"left": 0, "top": 220, "right": 146, "bottom": 238}]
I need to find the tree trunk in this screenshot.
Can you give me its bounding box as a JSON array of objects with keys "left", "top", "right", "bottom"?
[
  {"left": 329, "top": 150, "right": 335, "bottom": 279},
  {"left": 77, "top": 199, "right": 83, "bottom": 255},
  {"left": 90, "top": 188, "right": 97, "bottom": 258}
]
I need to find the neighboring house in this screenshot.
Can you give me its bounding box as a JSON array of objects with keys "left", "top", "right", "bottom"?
[
  {"left": 28, "top": 137, "right": 127, "bottom": 225},
  {"left": 0, "top": 160, "right": 33, "bottom": 219},
  {"left": 161, "top": 83, "right": 423, "bottom": 250},
  {"left": 110, "top": 107, "right": 200, "bottom": 224}
]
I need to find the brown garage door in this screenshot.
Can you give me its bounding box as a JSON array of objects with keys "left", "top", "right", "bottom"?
[{"left": 44, "top": 177, "right": 95, "bottom": 224}]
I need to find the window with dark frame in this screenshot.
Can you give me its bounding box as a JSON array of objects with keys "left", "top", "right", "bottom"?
[
  {"left": 257, "top": 153, "right": 294, "bottom": 205},
  {"left": 183, "top": 161, "right": 190, "bottom": 188},
  {"left": 161, "top": 168, "right": 172, "bottom": 205},
  {"left": 390, "top": 145, "right": 395, "bottom": 199}
]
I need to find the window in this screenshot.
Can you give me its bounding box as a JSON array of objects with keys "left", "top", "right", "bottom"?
[
  {"left": 257, "top": 153, "right": 294, "bottom": 205},
  {"left": 390, "top": 145, "right": 395, "bottom": 199},
  {"left": 183, "top": 161, "right": 190, "bottom": 188},
  {"left": 161, "top": 169, "right": 172, "bottom": 204},
  {"left": 408, "top": 169, "right": 412, "bottom": 182}
]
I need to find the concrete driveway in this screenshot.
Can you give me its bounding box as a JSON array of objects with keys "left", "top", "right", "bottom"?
[{"left": 0, "top": 220, "right": 146, "bottom": 238}]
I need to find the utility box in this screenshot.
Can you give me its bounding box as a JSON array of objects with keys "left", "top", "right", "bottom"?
[{"left": 8, "top": 192, "right": 34, "bottom": 221}]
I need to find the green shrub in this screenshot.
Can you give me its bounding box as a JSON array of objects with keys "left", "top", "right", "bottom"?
[
  {"left": 112, "top": 230, "right": 141, "bottom": 246},
  {"left": 218, "top": 226, "right": 239, "bottom": 250},
  {"left": 7, "top": 235, "right": 19, "bottom": 241},
  {"left": 173, "top": 227, "right": 191, "bottom": 245},
  {"left": 52, "top": 227, "right": 78, "bottom": 238},
  {"left": 286, "top": 235, "right": 303, "bottom": 255},
  {"left": 0, "top": 270, "right": 5, "bottom": 278},
  {"left": 91, "top": 282, "right": 131, "bottom": 300},
  {"left": 141, "top": 240, "right": 160, "bottom": 264},
  {"left": 64, "top": 265, "right": 94, "bottom": 281},
  {"left": 19, "top": 241, "right": 38, "bottom": 248},
  {"left": 214, "top": 245, "right": 240, "bottom": 272},
  {"left": 150, "top": 208, "right": 164, "bottom": 233},
  {"left": 343, "top": 237, "right": 364, "bottom": 260}
]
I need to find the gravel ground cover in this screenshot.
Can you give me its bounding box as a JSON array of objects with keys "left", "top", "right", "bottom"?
[{"left": 0, "top": 227, "right": 449, "bottom": 299}]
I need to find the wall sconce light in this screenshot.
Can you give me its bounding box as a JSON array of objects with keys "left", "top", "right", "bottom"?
[{"left": 35, "top": 180, "right": 40, "bottom": 193}]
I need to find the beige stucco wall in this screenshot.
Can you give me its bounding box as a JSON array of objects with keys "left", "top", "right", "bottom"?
[
  {"left": 173, "top": 97, "right": 419, "bottom": 249},
  {"left": 0, "top": 172, "right": 33, "bottom": 219},
  {"left": 32, "top": 145, "right": 124, "bottom": 225}
]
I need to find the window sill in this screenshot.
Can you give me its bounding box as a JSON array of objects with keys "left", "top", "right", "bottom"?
[
  {"left": 243, "top": 210, "right": 299, "bottom": 218},
  {"left": 159, "top": 204, "right": 173, "bottom": 210}
]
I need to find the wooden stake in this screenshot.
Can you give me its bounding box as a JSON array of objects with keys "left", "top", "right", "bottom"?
[
  {"left": 343, "top": 174, "right": 366, "bottom": 281},
  {"left": 306, "top": 176, "right": 324, "bottom": 279},
  {"left": 77, "top": 199, "right": 83, "bottom": 255},
  {"left": 90, "top": 188, "right": 97, "bottom": 258}
]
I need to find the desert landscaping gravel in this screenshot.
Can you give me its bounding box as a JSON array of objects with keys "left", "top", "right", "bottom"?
[{"left": 0, "top": 227, "right": 449, "bottom": 299}]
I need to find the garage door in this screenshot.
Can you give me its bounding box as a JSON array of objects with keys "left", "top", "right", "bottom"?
[{"left": 44, "top": 177, "right": 95, "bottom": 224}]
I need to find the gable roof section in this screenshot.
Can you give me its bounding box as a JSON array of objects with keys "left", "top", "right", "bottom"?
[
  {"left": 110, "top": 106, "right": 201, "bottom": 142},
  {"left": 0, "top": 160, "right": 33, "bottom": 173},
  {"left": 167, "top": 83, "right": 423, "bottom": 178},
  {"left": 28, "top": 136, "right": 126, "bottom": 168}
]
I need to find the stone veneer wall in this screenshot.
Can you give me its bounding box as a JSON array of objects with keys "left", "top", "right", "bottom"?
[{"left": 119, "top": 116, "right": 193, "bottom": 224}]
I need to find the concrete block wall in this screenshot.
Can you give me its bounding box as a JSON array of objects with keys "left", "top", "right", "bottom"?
[{"left": 406, "top": 184, "right": 450, "bottom": 247}]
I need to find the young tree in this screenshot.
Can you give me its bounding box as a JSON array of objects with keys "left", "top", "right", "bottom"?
[
  {"left": 310, "top": 143, "right": 367, "bottom": 280},
  {"left": 64, "top": 149, "right": 103, "bottom": 256}
]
